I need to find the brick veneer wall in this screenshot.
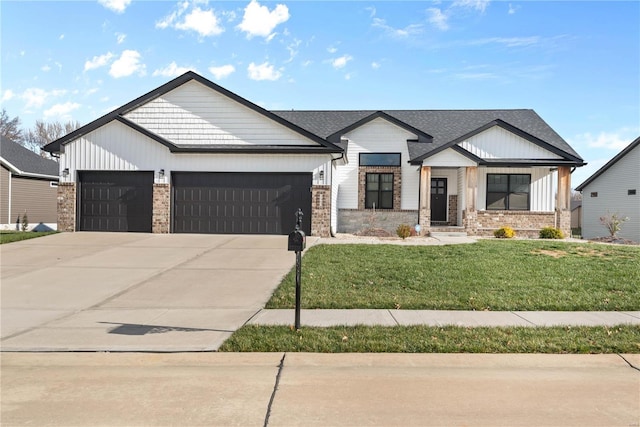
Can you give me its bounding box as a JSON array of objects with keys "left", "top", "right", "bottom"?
[
  {"left": 475, "top": 210, "right": 556, "bottom": 237},
  {"left": 311, "top": 185, "right": 331, "bottom": 237},
  {"left": 152, "top": 183, "right": 170, "bottom": 233},
  {"left": 57, "top": 182, "right": 76, "bottom": 232},
  {"left": 358, "top": 166, "right": 401, "bottom": 210},
  {"left": 448, "top": 195, "right": 458, "bottom": 226},
  {"left": 338, "top": 209, "right": 418, "bottom": 235},
  {"left": 555, "top": 209, "right": 571, "bottom": 239}
]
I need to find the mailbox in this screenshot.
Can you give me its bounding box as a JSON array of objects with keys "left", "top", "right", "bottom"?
[{"left": 288, "top": 229, "right": 306, "bottom": 252}]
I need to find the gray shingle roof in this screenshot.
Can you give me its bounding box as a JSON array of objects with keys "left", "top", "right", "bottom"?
[
  {"left": 273, "top": 109, "right": 583, "bottom": 163},
  {"left": 0, "top": 136, "right": 59, "bottom": 177}
]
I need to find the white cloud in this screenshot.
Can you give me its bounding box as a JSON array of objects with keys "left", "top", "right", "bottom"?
[
  {"left": 41, "top": 64, "right": 51, "bottom": 72},
  {"left": 1, "top": 89, "right": 14, "bottom": 102},
  {"left": 84, "top": 52, "right": 114, "bottom": 71},
  {"left": 427, "top": 8, "right": 449, "bottom": 31},
  {"left": 469, "top": 36, "right": 541, "bottom": 47},
  {"left": 247, "top": 62, "right": 282, "bottom": 81},
  {"left": 453, "top": 0, "right": 490, "bottom": 13},
  {"left": 98, "top": 0, "right": 132, "bottom": 14},
  {"left": 115, "top": 32, "right": 127, "bottom": 44},
  {"left": 109, "top": 50, "right": 145, "bottom": 78},
  {"left": 21, "top": 88, "right": 66, "bottom": 109},
  {"left": 573, "top": 130, "right": 639, "bottom": 151},
  {"left": 237, "top": 0, "right": 289, "bottom": 39},
  {"left": 371, "top": 62, "right": 381, "bottom": 69},
  {"left": 209, "top": 64, "right": 236, "bottom": 80},
  {"left": 327, "top": 46, "right": 338, "bottom": 54},
  {"left": 508, "top": 3, "right": 518, "bottom": 14},
  {"left": 372, "top": 17, "right": 422, "bottom": 38},
  {"left": 59, "top": 34, "right": 64, "bottom": 40},
  {"left": 44, "top": 102, "right": 81, "bottom": 119},
  {"left": 157, "top": 2, "right": 223, "bottom": 37},
  {"left": 301, "top": 60, "right": 312, "bottom": 67},
  {"left": 285, "top": 39, "right": 301, "bottom": 63},
  {"left": 331, "top": 55, "right": 353, "bottom": 69},
  {"left": 152, "top": 62, "right": 194, "bottom": 77}
]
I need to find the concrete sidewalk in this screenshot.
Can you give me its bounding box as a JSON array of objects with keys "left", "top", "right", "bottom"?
[
  {"left": 2, "top": 352, "right": 638, "bottom": 426},
  {"left": 250, "top": 309, "right": 640, "bottom": 327}
]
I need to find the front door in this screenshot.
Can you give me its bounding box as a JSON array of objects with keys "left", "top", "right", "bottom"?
[{"left": 430, "top": 178, "right": 447, "bottom": 223}]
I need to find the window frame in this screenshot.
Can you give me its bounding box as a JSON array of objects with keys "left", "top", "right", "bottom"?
[
  {"left": 365, "top": 172, "right": 394, "bottom": 209},
  {"left": 359, "top": 152, "right": 401, "bottom": 167},
  {"left": 486, "top": 173, "right": 531, "bottom": 211}
]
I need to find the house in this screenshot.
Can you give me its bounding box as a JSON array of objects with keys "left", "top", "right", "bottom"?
[
  {"left": 575, "top": 137, "right": 640, "bottom": 242},
  {"left": 44, "top": 71, "right": 585, "bottom": 237},
  {"left": 570, "top": 199, "right": 582, "bottom": 231},
  {"left": 1, "top": 136, "right": 59, "bottom": 230}
]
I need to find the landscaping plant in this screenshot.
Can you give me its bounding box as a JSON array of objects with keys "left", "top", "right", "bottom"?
[
  {"left": 539, "top": 226, "right": 564, "bottom": 239},
  {"left": 396, "top": 224, "right": 411, "bottom": 239},
  {"left": 493, "top": 226, "right": 515, "bottom": 238},
  {"left": 599, "top": 211, "right": 629, "bottom": 237}
]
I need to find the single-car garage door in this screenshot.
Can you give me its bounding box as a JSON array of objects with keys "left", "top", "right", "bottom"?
[
  {"left": 172, "top": 172, "right": 312, "bottom": 235},
  {"left": 78, "top": 171, "right": 153, "bottom": 232}
]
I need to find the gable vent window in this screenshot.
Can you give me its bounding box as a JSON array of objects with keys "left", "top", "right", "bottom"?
[
  {"left": 590, "top": 192, "right": 598, "bottom": 197},
  {"left": 629, "top": 189, "right": 637, "bottom": 195}
]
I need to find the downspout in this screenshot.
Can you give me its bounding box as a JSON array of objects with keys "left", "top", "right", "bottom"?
[
  {"left": 329, "top": 153, "right": 345, "bottom": 237},
  {"left": 7, "top": 172, "right": 12, "bottom": 228}
]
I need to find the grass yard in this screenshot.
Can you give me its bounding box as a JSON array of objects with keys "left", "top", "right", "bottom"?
[
  {"left": 219, "top": 324, "right": 640, "bottom": 353},
  {"left": 267, "top": 240, "right": 640, "bottom": 311},
  {"left": 0, "top": 231, "right": 57, "bottom": 244}
]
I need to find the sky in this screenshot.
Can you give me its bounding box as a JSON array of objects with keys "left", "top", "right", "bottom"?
[{"left": 1, "top": 0, "right": 639, "bottom": 188}]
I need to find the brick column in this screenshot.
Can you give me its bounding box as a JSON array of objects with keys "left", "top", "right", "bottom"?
[
  {"left": 418, "top": 166, "right": 431, "bottom": 235},
  {"left": 311, "top": 185, "right": 331, "bottom": 237},
  {"left": 152, "top": 183, "right": 170, "bottom": 234},
  {"left": 57, "top": 182, "right": 76, "bottom": 232}
]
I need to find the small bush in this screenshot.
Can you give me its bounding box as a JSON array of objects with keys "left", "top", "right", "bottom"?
[
  {"left": 21, "top": 212, "right": 29, "bottom": 232},
  {"left": 396, "top": 224, "right": 412, "bottom": 240},
  {"left": 494, "top": 226, "right": 515, "bottom": 239},
  {"left": 539, "top": 227, "right": 565, "bottom": 239}
]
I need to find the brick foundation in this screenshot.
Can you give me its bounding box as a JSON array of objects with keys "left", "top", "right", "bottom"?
[
  {"left": 152, "top": 183, "right": 170, "bottom": 233},
  {"left": 475, "top": 210, "right": 557, "bottom": 238},
  {"left": 338, "top": 209, "right": 418, "bottom": 235},
  {"left": 311, "top": 185, "right": 331, "bottom": 237},
  {"left": 57, "top": 182, "right": 76, "bottom": 232}
]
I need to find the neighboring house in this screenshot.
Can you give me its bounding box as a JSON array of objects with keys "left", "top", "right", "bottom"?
[
  {"left": 571, "top": 199, "right": 582, "bottom": 230},
  {"left": 1, "top": 136, "right": 59, "bottom": 230},
  {"left": 44, "top": 71, "right": 585, "bottom": 237},
  {"left": 575, "top": 137, "right": 640, "bottom": 242}
]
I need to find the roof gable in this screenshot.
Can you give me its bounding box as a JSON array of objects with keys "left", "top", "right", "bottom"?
[
  {"left": 575, "top": 136, "right": 640, "bottom": 191},
  {"left": 326, "top": 111, "right": 433, "bottom": 144}
]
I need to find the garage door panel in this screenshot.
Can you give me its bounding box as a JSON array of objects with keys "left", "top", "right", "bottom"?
[
  {"left": 79, "top": 171, "right": 153, "bottom": 232},
  {"left": 173, "top": 172, "right": 311, "bottom": 235}
]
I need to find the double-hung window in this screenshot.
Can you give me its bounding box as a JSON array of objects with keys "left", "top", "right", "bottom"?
[
  {"left": 365, "top": 173, "right": 394, "bottom": 209},
  {"left": 486, "top": 174, "right": 530, "bottom": 210}
]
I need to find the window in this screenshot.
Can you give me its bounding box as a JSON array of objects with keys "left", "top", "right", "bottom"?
[
  {"left": 629, "top": 189, "right": 637, "bottom": 195},
  {"left": 360, "top": 153, "right": 401, "bottom": 166},
  {"left": 486, "top": 174, "right": 530, "bottom": 210},
  {"left": 365, "top": 173, "right": 394, "bottom": 209},
  {"left": 590, "top": 192, "right": 598, "bottom": 197}
]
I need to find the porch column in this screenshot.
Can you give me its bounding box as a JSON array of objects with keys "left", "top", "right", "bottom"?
[
  {"left": 418, "top": 166, "right": 431, "bottom": 236},
  {"left": 555, "top": 166, "right": 571, "bottom": 237},
  {"left": 464, "top": 166, "right": 478, "bottom": 235}
]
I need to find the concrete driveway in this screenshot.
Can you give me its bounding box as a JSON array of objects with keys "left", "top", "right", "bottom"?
[{"left": 1, "top": 232, "right": 303, "bottom": 351}]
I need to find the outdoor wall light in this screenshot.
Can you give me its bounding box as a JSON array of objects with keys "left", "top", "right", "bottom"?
[
  {"left": 319, "top": 170, "right": 324, "bottom": 180},
  {"left": 62, "top": 168, "right": 69, "bottom": 177},
  {"left": 159, "top": 169, "right": 165, "bottom": 178}
]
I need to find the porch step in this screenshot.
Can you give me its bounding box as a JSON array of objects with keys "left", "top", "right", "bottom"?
[{"left": 429, "top": 227, "right": 468, "bottom": 238}]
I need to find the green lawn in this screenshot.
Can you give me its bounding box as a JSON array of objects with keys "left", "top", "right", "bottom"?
[
  {"left": 267, "top": 240, "right": 640, "bottom": 311},
  {"left": 0, "top": 231, "right": 57, "bottom": 244},
  {"left": 219, "top": 325, "right": 640, "bottom": 353}
]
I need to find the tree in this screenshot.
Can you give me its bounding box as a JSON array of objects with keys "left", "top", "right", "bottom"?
[
  {"left": 0, "top": 109, "right": 22, "bottom": 142},
  {"left": 22, "top": 119, "right": 81, "bottom": 157}
]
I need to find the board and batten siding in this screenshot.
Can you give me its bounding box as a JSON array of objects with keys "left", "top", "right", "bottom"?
[
  {"left": 477, "top": 167, "right": 556, "bottom": 212},
  {"left": 125, "top": 80, "right": 317, "bottom": 147},
  {"left": 459, "top": 126, "right": 563, "bottom": 160},
  {"left": 423, "top": 148, "right": 477, "bottom": 167},
  {"left": 580, "top": 144, "right": 640, "bottom": 241},
  {"left": 10, "top": 177, "right": 57, "bottom": 224},
  {"left": 60, "top": 121, "right": 331, "bottom": 183},
  {"left": 0, "top": 166, "right": 10, "bottom": 224},
  {"left": 336, "top": 117, "right": 420, "bottom": 210}
]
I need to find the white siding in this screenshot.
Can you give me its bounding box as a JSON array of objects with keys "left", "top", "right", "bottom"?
[
  {"left": 60, "top": 121, "right": 331, "bottom": 183},
  {"left": 432, "top": 168, "right": 458, "bottom": 195},
  {"left": 477, "top": 167, "right": 556, "bottom": 211},
  {"left": 581, "top": 144, "right": 640, "bottom": 241},
  {"left": 423, "top": 148, "right": 477, "bottom": 167},
  {"left": 457, "top": 167, "right": 466, "bottom": 225},
  {"left": 335, "top": 117, "right": 420, "bottom": 210},
  {"left": 125, "top": 80, "right": 318, "bottom": 147},
  {"left": 459, "top": 126, "right": 563, "bottom": 160}
]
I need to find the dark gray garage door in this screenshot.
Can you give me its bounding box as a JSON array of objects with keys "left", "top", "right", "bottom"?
[
  {"left": 172, "top": 172, "right": 312, "bottom": 235},
  {"left": 78, "top": 171, "right": 153, "bottom": 232}
]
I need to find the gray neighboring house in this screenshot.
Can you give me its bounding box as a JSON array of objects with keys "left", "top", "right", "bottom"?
[
  {"left": 0, "top": 136, "right": 59, "bottom": 230},
  {"left": 44, "top": 71, "right": 585, "bottom": 237},
  {"left": 575, "top": 136, "right": 640, "bottom": 242}
]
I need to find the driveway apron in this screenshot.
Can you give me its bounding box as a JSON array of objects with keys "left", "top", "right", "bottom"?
[{"left": 1, "top": 233, "right": 298, "bottom": 351}]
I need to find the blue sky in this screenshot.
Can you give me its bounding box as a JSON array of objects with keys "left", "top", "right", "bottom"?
[{"left": 2, "top": 0, "right": 638, "bottom": 188}]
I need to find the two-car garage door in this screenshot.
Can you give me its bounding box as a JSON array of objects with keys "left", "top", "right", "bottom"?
[{"left": 78, "top": 171, "right": 312, "bottom": 235}]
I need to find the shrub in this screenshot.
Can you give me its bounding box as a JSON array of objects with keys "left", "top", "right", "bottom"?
[
  {"left": 539, "top": 226, "right": 564, "bottom": 239},
  {"left": 396, "top": 224, "right": 412, "bottom": 239},
  {"left": 494, "top": 226, "right": 515, "bottom": 239},
  {"left": 21, "top": 212, "right": 29, "bottom": 232},
  {"left": 599, "top": 211, "right": 629, "bottom": 237}
]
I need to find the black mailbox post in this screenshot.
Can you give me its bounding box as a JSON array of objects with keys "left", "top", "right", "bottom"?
[{"left": 287, "top": 208, "right": 305, "bottom": 329}]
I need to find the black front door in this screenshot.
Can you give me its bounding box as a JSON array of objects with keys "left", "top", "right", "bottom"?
[{"left": 430, "top": 178, "right": 447, "bottom": 223}]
